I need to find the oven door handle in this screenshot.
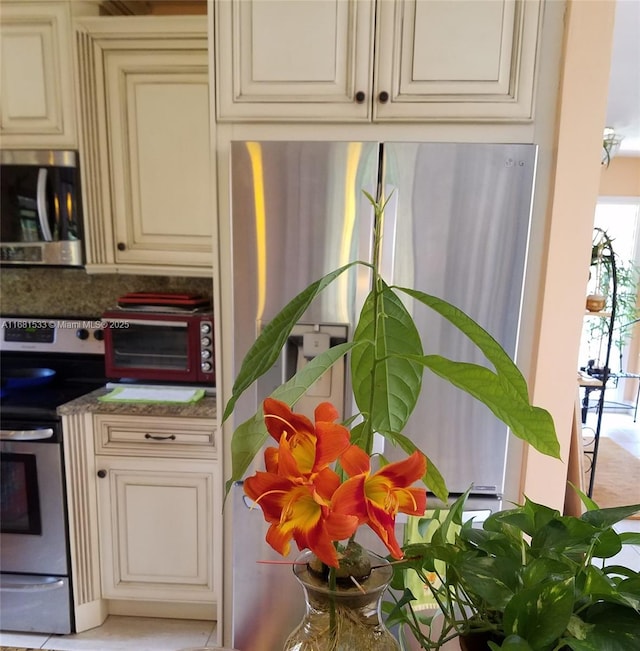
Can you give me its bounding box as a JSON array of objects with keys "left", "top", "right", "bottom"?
[
  {"left": 0, "top": 428, "right": 54, "bottom": 441},
  {"left": 0, "top": 575, "right": 65, "bottom": 592}
]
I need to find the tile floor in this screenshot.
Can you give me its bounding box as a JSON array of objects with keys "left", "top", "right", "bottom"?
[
  {"left": 588, "top": 408, "right": 640, "bottom": 458},
  {"left": 0, "top": 617, "right": 218, "bottom": 651},
  {"left": 2, "top": 412, "right": 639, "bottom": 651}
]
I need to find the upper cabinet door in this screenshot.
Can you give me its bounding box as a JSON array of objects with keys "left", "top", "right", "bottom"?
[
  {"left": 0, "top": 1, "right": 77, "bottom": 147},
  {"left": 105, "top": 49, "right": 212, "bottom": 267},
  {"left": 75, "top": 17, "right": 213, "bottom": 275},
  {"left": 215, "top": 0, "right": 375, "bottom": 121},
  {"left": 374, "top": 0, "right": 542, "bottom": 121},
  {"left": 215, "top": 0, "right": 543, "bottom": 123}
]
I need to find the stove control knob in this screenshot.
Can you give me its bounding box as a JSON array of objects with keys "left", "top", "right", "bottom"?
[
  {"left": 94, "top": 329, "right": 105, "bottom": 341},
  {"left": 201, "top": 336, "right": 211, "bottom": 347},
  {"left": 201, "top": 322, "right": 212, "bottom": 335},
  {"left": 76, "top": 328, "right": 89, "bottom": 340},
  {"left": 201, "top": 349, "right": 212, "bottom": 360},
  {"left": 201, "top": 361, "right": 212, "bottom": 372}
]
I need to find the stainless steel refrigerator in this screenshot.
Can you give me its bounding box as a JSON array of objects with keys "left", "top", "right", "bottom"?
[{"left": 227, "top": 140, "right": 537, "bottom": 650}]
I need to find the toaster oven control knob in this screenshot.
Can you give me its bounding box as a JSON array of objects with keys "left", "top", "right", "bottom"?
[
  {"left": 76, "top": 328, "right": 89, "bottom": 340},
  {"left": 201, "top": 336, "right": 211, "bottom": 347},
  {"left": 200, "top": 323, "right": 212, "bottom": 335},
  {"left": 201, "top": 349, "right": 212, "bottom": 360},
  {"left": 201, "top": 361, "right": 212, "bottom": 372}
]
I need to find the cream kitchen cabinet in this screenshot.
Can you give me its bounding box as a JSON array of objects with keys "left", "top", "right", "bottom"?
[
  {"left": 62, "top": 408, "right": 219, "bottom": 630},
  {"left": 95, "top": 457, "right": 216, "bottom": 605},
  {"left": 215, "top": 0, "right": 542, "bottom": 122},
  {"left": 93, "top": 414, "right": 218, "bottom": 612},
  {"left": 0, "top": 1, "right": 79, "bottom": 147},
  {"left": 74, "top": 16, "right": 213, "bottom": 275}
]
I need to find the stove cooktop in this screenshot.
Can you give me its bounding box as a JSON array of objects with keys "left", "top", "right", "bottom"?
[
  {"left": 0, "top": 378, "right": 105, "bottom": 421},
  {"left": 0, "top": 316, "right": 107, "bottom": 421}
]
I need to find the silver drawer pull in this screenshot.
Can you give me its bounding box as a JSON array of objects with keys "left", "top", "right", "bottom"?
[
  {"left": 0, "top": 428, "right": 54, "bottom": 441},
  {"left": 144, "top": 433, "right": 176, "bottom": 441}
]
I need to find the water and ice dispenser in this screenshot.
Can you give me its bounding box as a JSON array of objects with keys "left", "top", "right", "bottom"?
[
  {"left": 254, "top": 322, "right": 349, "bottom": 420},
  {"left": 283, "top": 323, "right": 348, "bottom": 419}
]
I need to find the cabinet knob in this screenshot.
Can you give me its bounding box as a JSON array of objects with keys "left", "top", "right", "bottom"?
[
  {"left": 97, "top": 469, "right": 107, "bottom": 478},
  {"left": 117, "top": 242, "right": 126, "bottom": 251},
  {"left": 355, "top": 91, "right": 366, "bottom": 104},
  {"left": 378, "top": 91, "right": 390, "bottom": 104}
]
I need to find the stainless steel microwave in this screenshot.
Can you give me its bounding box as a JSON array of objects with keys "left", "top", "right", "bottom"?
[{"left": 0, "top": 150, "right": 84, "bottom": 266}]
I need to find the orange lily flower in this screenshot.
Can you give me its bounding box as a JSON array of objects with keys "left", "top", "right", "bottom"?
[
  {"left": 244, "top": 469, "right": 359, "bottom": 567},
  {"left": 243, "top": 399, "right": 359, "bottom": 567},
  {"left": 333, "top": 446, "right": 427, "bottom": 558},
  {"left": 262, "top": 398, "right": 351, "bottom": 476}
]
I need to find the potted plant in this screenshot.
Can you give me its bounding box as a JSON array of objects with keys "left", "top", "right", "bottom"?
[
  {"left": 584, "top": 227, "right": 639, "bottom": 359},
  {"left": 385, "top": 490, "right": 640, "bottom": 650},
  {"left": 586, "top": 229, "right": 611, "bottom": 313},
  {"left": 222, "top": 193, "right": 560, "bottom": 648}
]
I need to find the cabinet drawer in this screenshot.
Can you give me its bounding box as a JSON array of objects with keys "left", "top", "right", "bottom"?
[{"left": 95, "top": 415, "right": 216, "bottom": 458}]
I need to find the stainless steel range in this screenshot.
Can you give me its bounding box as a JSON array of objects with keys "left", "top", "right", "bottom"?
[{"left": 0, "top": 316, "right": 106, "bottom": 634}]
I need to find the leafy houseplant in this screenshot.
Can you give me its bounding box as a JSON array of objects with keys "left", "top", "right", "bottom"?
[
  {"left": 221, "top": 193, "right": 560, "bottom": 647},
  {"left": 385, "top": 490, "right": 640, "bottom": 651},
  {"left": 585, "top": 228, "right": 639, "bottom": 363},
  {"left": 223, "top": 193, "right": 559, "bottom": 498}
]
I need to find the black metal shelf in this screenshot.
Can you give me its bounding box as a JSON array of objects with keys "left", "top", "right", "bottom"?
[{"left": 581, "top": 245, "right": 617, "bottom": 498}]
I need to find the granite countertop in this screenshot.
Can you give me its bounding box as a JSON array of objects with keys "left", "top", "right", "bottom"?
[{"left": 57, "top": 387, "right": 217, "bottom": 419}]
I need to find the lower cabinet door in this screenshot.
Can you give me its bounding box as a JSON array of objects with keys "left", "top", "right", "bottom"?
[{"left": 96, "top": 456, "right": 216, "bottom": 604}]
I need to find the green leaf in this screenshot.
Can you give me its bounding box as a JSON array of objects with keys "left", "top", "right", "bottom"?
[
  {"left": 521, "top": 557, "right": 574, "bottom": 589},
  {"left": 351, "top": 283, "right": 423, "bottom": 445},
  {"left": 591, "top": 527, "right": 624, "bottom": 559},
  {"left": 619, "top": 531, "right": 640, "bottom": 545},
  {"left": 396, "top": 287, "right": 530, "bottom": 402},
  {"left": 381, "top": 427, "right": 448, "bottom": 502},
  {"left": 566, "top": 613, "right": 593, "bottom": 643},
  {"left": 579, "top": 565, "right": 640, "bottom": 611},
  {"left": 572, "top": 483, "right": 600, "bottom": 512},
  {"left": 503, "top": 577, "right": 575, "bottom": 648},
  {"left": 531, "top": 518, "right": 599, "bottom": 556},
  {"left": 487, "top": 498, "right": 558, "bottom": 538},
  {"left": 393, "top": 286, "right": 559, "bottom": 458},
  {"left": 570, "top": 602, "right": 640, "bottom": 651},
  {"left": 417, "top": 355, "right": 560, "bottom": 458},
  {"left": 224, "top": 410, "right": 267, "bottom": 498},
  {"left": 581, "top": 503, "right": 640, "bottom": 528},
  {"left": 491, "top": 637, "right": 535, "bottom": 651},
  {"left": 224, "top": 342, "right": 355, "bottom": 495},
  {"left": 457, "top": 556, "right": 521, "bottom": 610},
  {"left": 222, "top": 262, "right": 359, "bottom": 422}
]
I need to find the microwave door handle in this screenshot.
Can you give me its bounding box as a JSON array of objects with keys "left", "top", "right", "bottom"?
[{"left": 36, "top": 168, "right": 54, "bottom": 242}]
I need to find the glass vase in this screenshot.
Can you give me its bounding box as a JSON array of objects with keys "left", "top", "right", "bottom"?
[{"left": 283, "top": 549, "right": 401, "bottom": 651}]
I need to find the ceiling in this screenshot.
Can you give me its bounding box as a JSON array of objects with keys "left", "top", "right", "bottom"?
[{"left": 605, "top": 0, "right": 640, "bottom": 156}]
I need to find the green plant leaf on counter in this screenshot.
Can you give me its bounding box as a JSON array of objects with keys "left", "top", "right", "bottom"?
[{"left": 386, "top": 491, "right": 640, "bottom": 651}]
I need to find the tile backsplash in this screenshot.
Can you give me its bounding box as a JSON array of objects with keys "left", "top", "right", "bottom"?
[{"left": 0, "top": 268, "right": 213, "bottom": 317}]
